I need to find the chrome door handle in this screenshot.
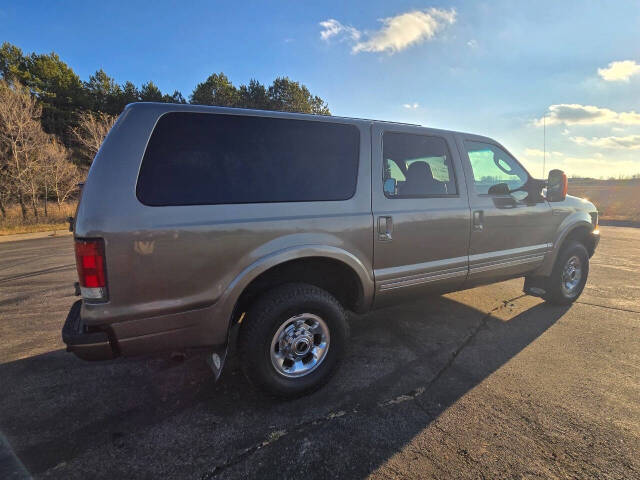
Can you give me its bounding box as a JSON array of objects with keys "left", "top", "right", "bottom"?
[
  {"left": 378, "top": 216, "right": 393, "bottom": 241},
  {"left": 473, "top": 210, "right": 484, "bottom": 232}
]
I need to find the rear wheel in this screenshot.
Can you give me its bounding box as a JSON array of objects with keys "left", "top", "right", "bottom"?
[
  {"left": 544, "top": 241, "right": 589, "bottom": 305},
  {"left": 238, "top": 283, "right": 348, "bottom": 397}
]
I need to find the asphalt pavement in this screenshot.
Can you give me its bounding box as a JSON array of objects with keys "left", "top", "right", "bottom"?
[{"left": 0, "top": 226, "right": 638, "bottom": 479}]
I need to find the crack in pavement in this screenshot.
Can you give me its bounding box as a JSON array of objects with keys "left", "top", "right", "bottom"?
[
  {"left": 199, "top": 294, "right": 527, "bottom": 479},
  {"left": 199, "top": 406, "right": 363, "bottom": 479},
  {"left": 576, "top": 301, "right": 640, "bottom": 314},
  {"left": 0, "top": 264, "right": 75, "bottom": 284},
  {"left": 417, "top": 294, "right": 526, "bottom": 398}
]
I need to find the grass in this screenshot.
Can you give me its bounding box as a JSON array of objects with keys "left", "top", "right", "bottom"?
[
  {"left": 0, "top": 202, "right": 75, "bottom": 236},
  {"left": 568, "top": 178, "right": 640, "bottom": 223}
]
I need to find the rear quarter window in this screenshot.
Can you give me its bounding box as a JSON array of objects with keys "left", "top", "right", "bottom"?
[{"left": 136, "top": 112, "right": 360, "bottom": 205}]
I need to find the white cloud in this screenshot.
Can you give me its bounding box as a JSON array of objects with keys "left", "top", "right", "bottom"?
[
  {"left": 319, "top": 19, "right": 361, "bottom": 42},
  {"left": 597, "top": 60, "right": 640, "bottom": 82},
  {"left": 523, "top": 149, "right": 564, "bottom": 158},
  {"left": 354, "top": 8, "right": 456, "bottom": 54},
  {"left": 534, "top": 104, "right": 640, "bottom": 126},
  {"left": 403, "top": 103, "right": 419, "bottom": 109},
  {"left": 467, "top": 39, "right": 478, "bottom": 49},
  {"left": 519, "top": 150, "right": 566, "bottom": 177},
  {"left": 320, "top": 8, "right": 456, "bottom": 55},
  {"left": 570, "top": 134, "right": 640, "bottom": 150},
  {"left": 561, "top": 156, "right": 639, "bottom": 176},
  {"left": 524, "top": 148, "right": 545, "bottom": 157},
  {"left": 520, "top": 155, "right": 637, "bottom": 178}
]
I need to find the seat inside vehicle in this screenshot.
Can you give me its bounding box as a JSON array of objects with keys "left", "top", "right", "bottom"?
[{"left": 398, "top": 162, "right": 447, "bottom": 196}]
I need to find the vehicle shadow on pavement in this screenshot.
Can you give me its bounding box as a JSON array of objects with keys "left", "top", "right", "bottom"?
[{"left": 0, "top": 296, "right": 570, "bottom": 479}]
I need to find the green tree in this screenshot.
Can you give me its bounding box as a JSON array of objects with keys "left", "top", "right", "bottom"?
[
  {"left": 191, "top": 73, "right": 331, "bottom": 115},
  {"left": 238, "top": 79, "right": 270, "bottom": 110},
  {"left": 139, "top": 81, "right": 163, "bottom": 102},
  {"left": 27, "top": 52, "right": 87, "bottom": 138},
  {"left": 0, "top": 42, "right": 29, "bottom": 83},
  {"left": 267, "top": 77, "right": 330, "bottom": 115},
  {"left": 190, "top": 72, "right": 239, "bottom": 106},
  {"left": 120, "top": 81, "right": 140, "bottom": 106},
  {"left": 0, "top": 43, "right": 87, "bottom": 140},
  {"left": 163, "top": 90, "right": 186, "bottom": 103},
  {"left": 1, "top": 41, "right": 331, "bottom": 152},
  {"left": 85, "top": 69, "right": 122, "bottom": 115}
]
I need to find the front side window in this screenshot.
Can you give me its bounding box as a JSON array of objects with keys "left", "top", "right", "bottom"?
[
  {"left": 464, "top": 141, "right": 528, "bottom": 195},
  {"left": 382, "top": 132, "right": 457, "bottom": 198},
  {"left": 137, "top": 112, "right": 360, "bottom": 205}
]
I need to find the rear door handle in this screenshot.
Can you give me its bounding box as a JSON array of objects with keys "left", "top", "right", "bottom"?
[
  {"left": 473, "top": 210, "right": 484, "bottom": 232},
  {"left": 378, "top": 216, "right": 393, "bottom": 241}
]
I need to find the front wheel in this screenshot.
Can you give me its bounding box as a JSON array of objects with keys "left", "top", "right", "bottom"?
[
  {"left": 238, "top": 283, "right": 348, "bottom": 397},
  {"left": 544, "top": 241, "right": 590, "bottom": 305}
]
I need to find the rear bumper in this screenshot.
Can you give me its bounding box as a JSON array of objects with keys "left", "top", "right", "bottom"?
[
  {"left": 63, "top": 299, "right": 228, "bottom": 361},
  {"left": 62, "top": 300, "right": 116, "bottom": 361}
]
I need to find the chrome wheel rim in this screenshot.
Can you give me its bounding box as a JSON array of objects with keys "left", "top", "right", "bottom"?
[
  {"left": 561, "top": 255, "right": 582, "bottom": 297},
  {"left": 270, "top": 313, "right": 330, "bottom": 378}
]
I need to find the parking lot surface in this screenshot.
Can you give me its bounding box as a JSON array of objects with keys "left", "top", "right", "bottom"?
[{"left": 0, "top": 226, "right": 638, "bottom": 479}]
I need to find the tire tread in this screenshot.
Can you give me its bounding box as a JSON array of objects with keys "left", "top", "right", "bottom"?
[
  {"left": 544, "top": 241, "right": 589, "bottom": 305},
  {"left": 238, "top": 283, "right": 348, "bottom": 397}
]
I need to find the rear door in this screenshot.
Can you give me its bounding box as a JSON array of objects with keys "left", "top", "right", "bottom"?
[
  {"left": 456, "top": 136, "right": 554, "bottom": 286},
  {"left": 372, "top": 124, "right": 471, "bottom": 307}
]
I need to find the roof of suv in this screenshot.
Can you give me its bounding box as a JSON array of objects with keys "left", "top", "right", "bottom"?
[{"left": 124, "top": 102, "right": 492, "bottom": 142}]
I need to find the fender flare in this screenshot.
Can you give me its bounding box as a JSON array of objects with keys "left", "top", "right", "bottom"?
[
  {"left": 534, "top": 214, "right": 594, "bottom": 277},
  {"left": 213, "top": 244, "right": 375, "bottom": 332}
]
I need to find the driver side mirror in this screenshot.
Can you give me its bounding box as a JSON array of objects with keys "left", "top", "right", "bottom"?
[
  {"left": 546, "top": 169, "right": 568, "bottom": 202},
  {"left": 487, "top": 183, "right": 510, "bottom": 195}
]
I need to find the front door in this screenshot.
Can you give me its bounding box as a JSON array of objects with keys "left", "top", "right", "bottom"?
[
  {"left": 456, "top": 136, "right": 554, "bottom": 286},
  {"left": 372, "top": 125, "right": 471, "bottom": 307}
]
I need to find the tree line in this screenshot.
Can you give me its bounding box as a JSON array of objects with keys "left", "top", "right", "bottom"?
[{"left": 0, "top": 41, "right": 331, "bottom": 221}]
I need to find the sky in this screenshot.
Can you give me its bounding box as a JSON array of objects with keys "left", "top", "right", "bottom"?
[{"left": 2, "top": 0, "right": 640, "bottom": 178}]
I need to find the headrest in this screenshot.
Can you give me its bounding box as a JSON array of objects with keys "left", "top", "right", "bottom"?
[{"left": 406, "top": 162, "right": 434, "bottom": 181}]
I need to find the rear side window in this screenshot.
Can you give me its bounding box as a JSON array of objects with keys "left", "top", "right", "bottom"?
[
  {"left": 382, "top": 132, "right": 457, "bottom": 197},
  {"left": 136, "top": 112, "right": 360, "bottom": 205}
]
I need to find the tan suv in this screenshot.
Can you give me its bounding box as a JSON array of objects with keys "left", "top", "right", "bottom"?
[{"left": 62, "top": 103, "right": 599, "bottom": 397}]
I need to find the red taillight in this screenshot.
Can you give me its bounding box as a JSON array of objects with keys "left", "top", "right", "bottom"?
[{"left": 75, "top": 239, "right": 107, "bottom": 300}]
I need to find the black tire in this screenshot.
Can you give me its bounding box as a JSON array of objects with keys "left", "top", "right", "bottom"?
[
  {"left": 238, "top": 283, "right": 349, "bottom": 397},
  {"left": 544, "top": 241, "right": 589, "bottom": 305}
]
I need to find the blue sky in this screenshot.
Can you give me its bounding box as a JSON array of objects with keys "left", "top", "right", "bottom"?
[{"left": 3, "top": 0, "right": 640, "bottom": 177}]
